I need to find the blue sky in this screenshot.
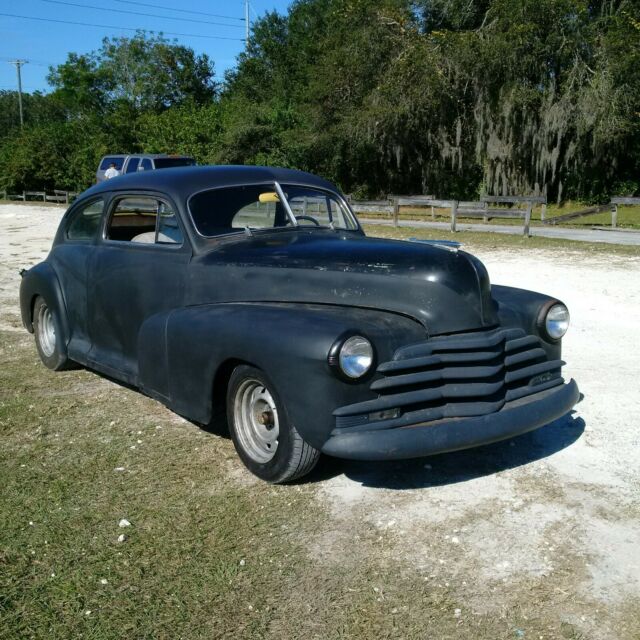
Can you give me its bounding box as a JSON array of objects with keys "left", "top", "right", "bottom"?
[{"left": 0, "top": 0, "right": 291, "bottom": 93}]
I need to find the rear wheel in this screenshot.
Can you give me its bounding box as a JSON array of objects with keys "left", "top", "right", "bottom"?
[
  {"left": 227, "top": 365, "right": 320, "bottom": 483},
  {"left": 33, "top": 296, "right": 74, "bottom": 371}
]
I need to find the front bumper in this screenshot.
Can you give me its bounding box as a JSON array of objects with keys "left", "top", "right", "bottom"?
[{"left": 321, "top": 379, "right": 579, "bottom": 461}]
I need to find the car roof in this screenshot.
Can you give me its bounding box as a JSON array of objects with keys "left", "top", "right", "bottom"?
[
  {"left": 135, "top": 154, "right": 193, "bottom": 159},
  {"left": 99, "top": 153, "right": 192, "bottom": 159},
  {"left": 83, "top": 165, "right": 339, "bottom": 201}
]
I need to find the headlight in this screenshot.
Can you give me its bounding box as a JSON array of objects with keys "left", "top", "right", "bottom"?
[
  {"left": 336, "top": 335, "right": 374, "bottom": 379},
  {"left": 544, "top": 303, "right": 570, "bottom": 340}
]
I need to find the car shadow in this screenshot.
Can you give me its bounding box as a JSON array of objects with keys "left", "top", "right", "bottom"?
[
  {"left": 87, "top": 368, "right": 585, "bottom": 490},
  {"left": 305, "top": 410, "right": 586, "bottom": 489}
]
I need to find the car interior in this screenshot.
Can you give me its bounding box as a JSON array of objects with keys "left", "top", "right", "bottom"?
[{"left": 106, "top": 197, "right": 182, "bottom": 244}]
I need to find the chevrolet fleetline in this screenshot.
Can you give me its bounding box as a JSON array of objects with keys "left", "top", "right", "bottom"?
[{"left": 20, "top": 166, "right": 579, "bottom": 482}]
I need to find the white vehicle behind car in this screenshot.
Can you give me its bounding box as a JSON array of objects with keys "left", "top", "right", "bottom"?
[{"left": 96, "top": 154, "right": 195, "bottom": 183}]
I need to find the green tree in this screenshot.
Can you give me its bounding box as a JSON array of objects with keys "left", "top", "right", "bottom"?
[{"left": 48, "top": 32, "right": 218, "bottom": 115}]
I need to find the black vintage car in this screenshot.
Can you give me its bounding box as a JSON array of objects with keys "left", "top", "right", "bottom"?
[{"left": 20, "top": 166, "right": 579, "bottom": 482}]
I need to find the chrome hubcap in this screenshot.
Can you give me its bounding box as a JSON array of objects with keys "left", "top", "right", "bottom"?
[
  {"left": 233, "top": 379, "right": 279, "bottom": 463},
  {"left": 37, "top": 304, "right": 56, "bottom": 357}
]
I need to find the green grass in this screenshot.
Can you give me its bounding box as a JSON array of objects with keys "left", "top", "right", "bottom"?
[{"left": 0, "top": 331, "right": 321, "bottom": 638}]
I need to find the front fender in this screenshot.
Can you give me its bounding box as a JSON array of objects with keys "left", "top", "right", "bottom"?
[
  {"left": 153, "top": 303, "right": 426, "bottom": 449},
  {"left": 491, "top": 284, "right": 565, "bottom": 360},
  {"left": 19, "top": 262, "right": 70, "bottom": 342}
]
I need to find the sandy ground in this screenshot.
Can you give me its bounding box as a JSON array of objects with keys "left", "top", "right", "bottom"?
[{"left": 2, "top": 203, "right": 639, "bottom": 638}]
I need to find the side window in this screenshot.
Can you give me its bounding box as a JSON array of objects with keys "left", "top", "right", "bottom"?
[
  {"left": 125, "top": 157, "right": 140, "bottom": 173},
  {"left": 285, "top": 189, "right": 351, "bottom": 228},
  {"left": 157, "top": 202, "right": 183, "bottom": 244},
  {"left": 140, "top": 158, "right": 152, "bottom": 171},
  {"left": 66, "top": 198, "right": 104, "bottom": 241},
  {"left": 99, "top": 157, "right": 124, "bottom": 171},
  {"left": 106, "top": 196, "right": 182, "bottom": 245}
]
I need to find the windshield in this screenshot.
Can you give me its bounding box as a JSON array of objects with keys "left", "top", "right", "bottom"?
[
  {"left": 189, "top": 183, "right": 359, "bottom": 237},
  {"left": 280, "top": 184, "right": 358, "bottom": 231}
]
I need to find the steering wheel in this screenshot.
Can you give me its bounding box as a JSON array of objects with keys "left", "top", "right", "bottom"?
[{"left": 295, "top": 215, "right": 321, "bottom": 227}]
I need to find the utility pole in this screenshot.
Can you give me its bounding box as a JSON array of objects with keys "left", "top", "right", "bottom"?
[
  {"left": 244, "top": 0, "right": 250, "bottom": 43},
  {"left": 8, "top": 59, "right": 27, "bottom": 127}
]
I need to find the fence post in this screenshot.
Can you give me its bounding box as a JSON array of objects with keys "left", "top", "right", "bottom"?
[
  {"left": 392, "top": 197, "right": 399, "bottom": 228},
  {"left": 540, "top": 203, "right": 547, "bottom": 221},
  {"left": 483, "top": 201, "right": 488, "bottom": 223},
  {"left": 431, "top": 205, "right": 435, "bottom": 221},
  {"left": 523, "top": 201, "right": 533, "bottom": 237},
  {"left": 450, "top": 200, "right": 458, "bottom": 232},
  {"left": 611, "top": 203, "right": 618, "bottom": 228}
]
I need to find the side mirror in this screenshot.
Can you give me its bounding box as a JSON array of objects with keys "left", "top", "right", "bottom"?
[{"left": 259, "top": 192, "right": 280, "bottom": 204}]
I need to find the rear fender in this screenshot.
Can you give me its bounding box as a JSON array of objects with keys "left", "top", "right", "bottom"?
[{"left": 19, "top": 262, "right": 70, "bottom": 343}]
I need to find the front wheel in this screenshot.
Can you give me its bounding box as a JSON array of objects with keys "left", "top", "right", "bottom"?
[{"left": 227, "top": 365, "right": 320, "bottom": 483}]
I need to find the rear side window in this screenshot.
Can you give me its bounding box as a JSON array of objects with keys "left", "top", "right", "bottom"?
[
  {"left": 106, "top": 196, "right": 183, "bottom": 245},
  {"left": 153, "top": 157, "right": 195, "bottom": 169},
  {"left": 99, "top": 157, "right": 124, "bottom": 171},
  {"left": 125, "top": 157, "right": 140, "bottom": 173},
  {"left": 140, "top": 158, "right": 152, "bottom": 171},
  {"left": 66, "top": 199, "right": 104, "bottom": 241}
]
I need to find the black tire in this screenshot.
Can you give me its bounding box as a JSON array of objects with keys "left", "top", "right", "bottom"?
[
  {"left": 226, "top": 365, "right": 320, "bottom": 483},
  {"left": 32, "top": 296, "right": 75, "bottom": 371}
]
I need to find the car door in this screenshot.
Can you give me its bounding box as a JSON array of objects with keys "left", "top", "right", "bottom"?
[
  {"left": 49, "top": 196, "right": 106, "bottom": 363},
  {"left": 87, "top": 192, "right": 190, "bottom": 383}
]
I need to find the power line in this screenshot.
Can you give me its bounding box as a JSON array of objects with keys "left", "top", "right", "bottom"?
[
  {"left": 111, "top": 0, "right": 244, "bottom": 22},
  {"left": 0, "top": 54, "right": 228, "bottom": 79},
  {"left": 35, "top": 0, "right": 245, "bottom": 29},
  {"left": 0, "top": 56, "right": 64, "bottom": 67},
  {"left": 0, "top": 13, "right": 246, "bottom": 41}
]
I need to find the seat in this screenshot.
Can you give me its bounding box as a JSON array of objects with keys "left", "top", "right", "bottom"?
[
  {"left": 131, "top": 231, "right": 156, "bottom": 243},
  {"left": 131, "top": 228, "right": 181, "bottom": 244}
]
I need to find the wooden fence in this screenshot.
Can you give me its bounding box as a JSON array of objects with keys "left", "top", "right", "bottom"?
[
  {"left": 349, "top": 194, "right": 546, "bottom": 236},
  {"left": 540, "top": 197, "right": 639, "bottom": 228},
  {"left": 1, "top": 189, "right": 78, "bottom": 204},
  {"left": 610, "top": 197, "right": 640, "bottom": 228}
]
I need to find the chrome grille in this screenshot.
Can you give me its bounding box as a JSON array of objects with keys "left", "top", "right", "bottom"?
[{"left": 333, "top": 327, "right": 564, "bottom": 433}]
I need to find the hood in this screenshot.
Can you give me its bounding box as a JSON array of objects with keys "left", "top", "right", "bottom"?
[{"left": 188, "top": 230, "right": 497, "bottom": 335}]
